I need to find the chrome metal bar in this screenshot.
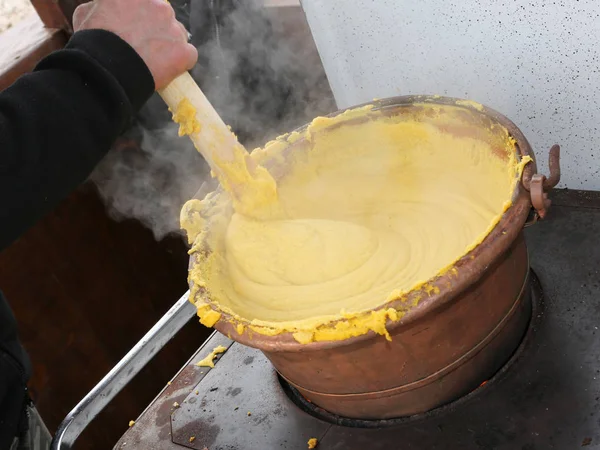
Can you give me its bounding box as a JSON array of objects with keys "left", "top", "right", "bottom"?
[{"left": 50, "top": 291, "right": 196, "bottom": 450}]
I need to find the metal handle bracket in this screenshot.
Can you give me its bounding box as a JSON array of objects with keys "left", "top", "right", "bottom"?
[
  {"left": 50, "top": 292, "right": 197, "bottom": 449},
  {"left": 522, "top": 144, "right": 561, "bottom": 220}
]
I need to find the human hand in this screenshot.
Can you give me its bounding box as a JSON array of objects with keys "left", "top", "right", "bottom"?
[{"left": 73, "top": 0, "right": 198, "bottom": 90}]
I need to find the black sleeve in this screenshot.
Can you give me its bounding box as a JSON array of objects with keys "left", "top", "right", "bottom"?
[{"left": 0, "top": 29, "right": 155, "bottom": 251}]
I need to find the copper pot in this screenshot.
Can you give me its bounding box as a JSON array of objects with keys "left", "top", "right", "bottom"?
[{"left": 192, "top": 96, "right": 561, "bottom": 419}]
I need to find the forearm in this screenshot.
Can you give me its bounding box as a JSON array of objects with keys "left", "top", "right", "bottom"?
[{"left": 0, "top": 29, "right": 154, "bottom": 251}]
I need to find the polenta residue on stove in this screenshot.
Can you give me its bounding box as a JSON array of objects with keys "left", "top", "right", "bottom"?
[{"left": 179, "top": 101, "right": 531, "bottom": 345}]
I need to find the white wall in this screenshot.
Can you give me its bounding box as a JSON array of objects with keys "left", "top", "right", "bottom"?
[{"left": 300, "top": 0, "right": 600, "bottom": 189}]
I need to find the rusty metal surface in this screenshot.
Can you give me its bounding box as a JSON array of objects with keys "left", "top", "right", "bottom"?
[
  {"left": 550, "top": 187, "right": 600, "bottom": 208},
  {"left": 170, "top": 342, "right": 331, "bottom": 449},
  {"left": 113, "top": 333, "right": 233, "bottom": 450},
  {"left": 114, "top": 195, "right": 600, "bottom": 448}
]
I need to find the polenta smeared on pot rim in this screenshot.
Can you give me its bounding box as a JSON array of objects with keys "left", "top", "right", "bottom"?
[{"left": 177, "top": 101, "right": 532, "bottom": 344}]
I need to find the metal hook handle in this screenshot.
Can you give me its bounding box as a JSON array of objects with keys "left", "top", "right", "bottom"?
[{"left": 522, "top": 144, "right": 561, "bottom": 220}]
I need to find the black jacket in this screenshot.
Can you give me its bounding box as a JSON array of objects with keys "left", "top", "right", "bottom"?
[{"left": 0, "top": 29, "right": 154, "bottom": 448}]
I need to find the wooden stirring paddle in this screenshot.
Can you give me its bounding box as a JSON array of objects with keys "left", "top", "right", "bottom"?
[
  {"left": 157, "top": 72, "right": 279, "bottom": 218},
  {"left": 158, "top": 71, "right": 247, "bottom": 178}
]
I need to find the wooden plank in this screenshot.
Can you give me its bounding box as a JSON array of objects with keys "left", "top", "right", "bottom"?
[
  {"left": 29, "top": 0, "right": 69, "bottom": 30},
  {"left": 0, "top": 14, "right": 67, "bottom": 91},
  {"left": 30, "top": 0, "right": 90, "bottom": 32}
]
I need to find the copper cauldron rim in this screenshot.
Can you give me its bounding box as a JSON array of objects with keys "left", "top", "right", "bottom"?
[{"left": 198, "top": 95, "right": 538, "bottom": 352}]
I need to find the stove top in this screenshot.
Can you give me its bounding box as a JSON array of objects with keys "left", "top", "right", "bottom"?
[{"left": 114, "top": 190, "right": 600, "bottom": 450}]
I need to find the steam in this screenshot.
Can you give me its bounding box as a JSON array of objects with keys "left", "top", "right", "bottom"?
[
  {"left": 90, "top": 117, "right": 210, "bottom": 240},
  {"left": 91, "top": 0, "right": 335, "bottom": 241}
]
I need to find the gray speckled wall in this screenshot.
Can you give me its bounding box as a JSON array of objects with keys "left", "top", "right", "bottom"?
[{"left": 301, "top": 0, "right": 599, "bottom": 189}]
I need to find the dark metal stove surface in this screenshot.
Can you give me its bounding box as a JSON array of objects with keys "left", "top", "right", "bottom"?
[{"left": 115, "top": 190, "right": 600, "bottom": 450}]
